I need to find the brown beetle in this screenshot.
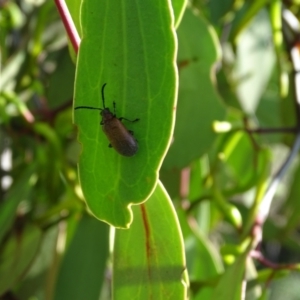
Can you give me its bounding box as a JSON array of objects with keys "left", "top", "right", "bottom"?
[{"left": 75, "top": 83, "right": 139, "bottom": 156}]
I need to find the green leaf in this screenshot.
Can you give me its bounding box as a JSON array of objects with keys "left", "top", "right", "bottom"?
[
  {"left": 15, "top": 226, "right": 59, "bottom": 299},
  {"left": 74, "top": 0, "right": 177, "bottom": 228},
  {"left": 204, "top": 0, "right": 233, "bottom": 25},
  {"left": 268, "top": 271, "right": 300, "bottom": 300},
  {"left": 210, "top": 246, "right": 250, "bottom": 300},
  {"left": 221, "top": 132, "right": 264, "bottom": 193},
  {"left": 187, "top": 228, "right": 223, "bottom": 299},
  {"left": 234, "top": 9, "right": 275, "bottom": 113},
  {"left": 256, "top": 68, "right": 292, "bottom": 144},
  {"left": 53, "top": 214, "right": 109, "bottom": 300},
  {"left": 0, "top": 224, "right": 42, "bottom": 295},
  {"left": 230, "top": 0, "right": 269, "bottom": 42},
  {"left": 46, "top": 48, "right": 76, "bottom": 109},
  {"left": 160, "top": 167, "right": 181, "bottom": 199},
  {"left": 164, "top": 7, "right": 226, "bottom": 169},
  {"left": 0, "top": 51, "right": 25, "bottom": 91},
  {"left": 281, "top": 162, "right": 300, "bottom": 235},
  {"left": 188, "top": 158, "right": 207, "bottom": 202},
  {"left": 0, "top": 165, "right": 35, "bottom": 245},
  {"left": 113, "top": 181, "right": 188, "bottom": 299},
  {"left": 171, "top": 0, "right": 187, "bottom": 28},
  {"left": 188, "top": 227, "right": 223, "bottom": 281}
]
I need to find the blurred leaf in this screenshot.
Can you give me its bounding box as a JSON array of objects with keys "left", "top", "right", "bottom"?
[
  {"left": 230, "top": 0, "right": 269, "bottom": 42},
  {"left": 160, "top": 167, "right": 181, "bottom": 199},
  {"left": 0, "top": 165, "right": 36, "bottom": 245},
  {"left": 164, "top": 7, "right": 226, "bottom": 169},
  {"left": 53, "top": 213, "right": 109, "bottom": 300},
  {"left": 209, "top": 128, "right": 272, "bottom": 201},
  {"left": 257, "top": 288, "right": 270, "bottom": 300},
  {"left": 281, "top": 161, "right": 300, "bottom": 236},
  {"left": 219, "top": 131, "right": 261, "bottom": 192},
  {"left": 216, "top": 69, "right": 242, "bottom": 110},
  {"left": 74, "top": 0, "right": 177, "bottom": 228},
  {"left": 171, "top": 0, "right": 187, "bottom": 28},
  {"left": 280, "top": 88, "right": 297, "bottom": 146},
  {"left": 113, "top": 181, "right": 188, "bottom": 299},
  {"left": 46, "top": 48, "right": 75, "bottom": 109},
  {"left": 213, "top": 188, "right": 242, "bottom": 229},
  {"left": 206, "top": 0, "right": 234, "bottom": 25},
  {"left": 188, "top": 156, "right": 211, "bottom": 202},
  {"left": 0, "top": 224, "right": 42, "bottom": 296},
  {"left": 0, "top": 52, "right": 26, "bottom": 91},
  {"left": 211, "top": 246, "right": 250, "bottom": 300},
  {"left": 15, "top": 226, "right": 59, "bottom": 300},
  {"left": 256, "top": 67, "right": 294, "bottom": 144},
  {"left": 234, "top": 9, "right": 275, "bottom": 113},
  {"left": 187, "top": 227, "right": 223, "bottom": 299},
  {"left": 269, "top": 272, "right": 300, "bottom": 300},
  {"left": 1, "top": 2, "right": 24, "bottom": 29}
]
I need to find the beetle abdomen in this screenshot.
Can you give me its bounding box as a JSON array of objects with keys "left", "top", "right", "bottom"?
[
  {"left": 102, "top": 119, "right": 138, "bottom": 156},
  {"left": 111, "top": 136, "right": 138, "bottom": 156}
]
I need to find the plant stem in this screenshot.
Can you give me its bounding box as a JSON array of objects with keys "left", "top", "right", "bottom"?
[{"left": 54, "top": 0, "right": 80, "bottom": 53}]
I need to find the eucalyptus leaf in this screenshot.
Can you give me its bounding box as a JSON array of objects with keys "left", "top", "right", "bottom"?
[
  {"left": 113, "top": 181, "right": 188, "bottom": 299},
  {"left": 74, "top": 0, "right": 177, "bottom": 228}
]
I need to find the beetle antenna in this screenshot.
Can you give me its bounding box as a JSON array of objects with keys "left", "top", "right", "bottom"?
[
  {"left": 75, "top": 106, "right": 102, "bottom": 111},
  {"left": 102, "top": 83, "right": 107, "bottom": 108},
  {"left": 75, "top": 83, "right": 108, "bottom": 111}
]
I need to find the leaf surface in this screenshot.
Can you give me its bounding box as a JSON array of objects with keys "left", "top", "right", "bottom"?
[
  {"left": 74, "top": 0, "right": 177, "bottom": 227},
  {"left": 113, "top": 181, "right": 188, "bottom": 299}
]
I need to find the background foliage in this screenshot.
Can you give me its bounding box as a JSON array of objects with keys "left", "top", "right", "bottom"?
[{"left": 1, "top": 0, "right": 300, "bottom": 299}]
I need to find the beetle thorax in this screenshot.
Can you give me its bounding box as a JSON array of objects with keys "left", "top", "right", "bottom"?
[{"left": 101, "top": 108, "right": 115, "bottom": 123}]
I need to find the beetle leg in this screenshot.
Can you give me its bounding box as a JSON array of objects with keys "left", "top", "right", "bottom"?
[
  {"left": 108, "top": 144, "right": 112, "bottom": 148},
  {"left": 113, "top": 101, "right": 116, "bottom": 115},
  {"left": 119, "top": 117, "right": 139, "bottom": 123},
  {"left": 128, "top": 130, "right": 138, "bottom": 142}
]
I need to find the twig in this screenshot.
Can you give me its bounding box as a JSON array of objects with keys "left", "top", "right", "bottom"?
[
  {"left": 54, "top": 0, "right": 80, "bottom": 53},
  {"left": 246, "top": 126, "right": 297, "bottom": 134},
  {"left": 250, "top": 250, "right": 298, "bottom": 270}
]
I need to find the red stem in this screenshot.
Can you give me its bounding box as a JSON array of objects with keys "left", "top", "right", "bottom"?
[
  {"left": 54, "top": 0, "right": 80, "bottom": 53},
  {"left": 251, "top": 250, "right": 297, "bottom": 270}
]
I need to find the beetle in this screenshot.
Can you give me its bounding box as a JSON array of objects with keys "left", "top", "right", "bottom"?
[{"left": 75, "top": 83, "right": 139, "bottom": 157}]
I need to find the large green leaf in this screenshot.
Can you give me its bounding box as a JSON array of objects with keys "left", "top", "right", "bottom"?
[
  {"left": 74, "top": 0, "right": 177, "bottom": 228},
  {"left": 164, "top": 7, "right": 226, "bottom": 169},
  {"left": 113, "top": 181, "right": 188, "bottom": 299}
]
